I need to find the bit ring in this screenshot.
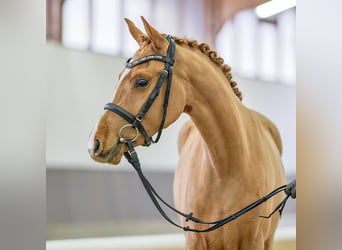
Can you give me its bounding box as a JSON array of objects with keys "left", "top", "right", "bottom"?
[{"left": 118, "top": 124, "right": 139, "bottom": 143}]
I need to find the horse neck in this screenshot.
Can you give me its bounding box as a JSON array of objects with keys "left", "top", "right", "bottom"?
[{"left": 179, "top": 46, "right": 251, "bottom": 176}]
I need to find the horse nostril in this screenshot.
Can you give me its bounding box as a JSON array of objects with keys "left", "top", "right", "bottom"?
[{"left": 93, "top": 138, "right": 102, "bottom": 156}]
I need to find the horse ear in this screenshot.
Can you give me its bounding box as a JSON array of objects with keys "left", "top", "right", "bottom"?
[
  {"left": 124, "top": 18, "right": 148, "bottom": 47},
  {"left": 140, "top": 16, "right": 165, "bottom": 50}
]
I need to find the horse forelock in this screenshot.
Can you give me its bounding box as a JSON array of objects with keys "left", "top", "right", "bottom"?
[{"left": 173, "top": 36, "right": 243, "bottom": 101}]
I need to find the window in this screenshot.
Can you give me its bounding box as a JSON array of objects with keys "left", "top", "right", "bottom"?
[
  {"left": 59, "top": 0, "right": 205, "bottom": 57},
  {"left": 216, "top": 8, "right": 296, "bottom": 84},
  {"left": 47, "top": 0, "right": 295, "bottom": 84}
]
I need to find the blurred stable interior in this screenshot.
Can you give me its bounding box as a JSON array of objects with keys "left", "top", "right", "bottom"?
[{"left": 46, "top": 0, "right": 296, "bottom": 249}]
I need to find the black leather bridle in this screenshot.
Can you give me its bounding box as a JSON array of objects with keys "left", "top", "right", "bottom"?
[
  {"left": 104, "top": 35, "right": 175, "bottom": 147},
  {"left": 103, "top": 35, "right": 295, "bottom": 233}
]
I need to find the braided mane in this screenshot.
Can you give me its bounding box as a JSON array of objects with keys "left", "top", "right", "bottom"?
[{"left": 173, "top": 36, "right": 243, "bottom": 101}]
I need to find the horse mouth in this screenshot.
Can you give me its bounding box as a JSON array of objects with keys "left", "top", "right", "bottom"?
[{"left": 104, "top": 142, "right": 124, "bottom": 165}]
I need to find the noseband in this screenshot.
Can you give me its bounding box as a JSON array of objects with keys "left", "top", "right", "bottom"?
[
  {"left": 104, "top": 35, "right": 175, "bottom": 147},
  {"left": 103, "top": 35, "right": 295, "bottom": 233}
]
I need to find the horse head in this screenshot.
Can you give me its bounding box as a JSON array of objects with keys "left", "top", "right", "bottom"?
[{"left": 88, "top": 17, "right": 186, "bottom": 165}]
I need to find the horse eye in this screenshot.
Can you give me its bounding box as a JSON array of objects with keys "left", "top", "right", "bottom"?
[{"left": 135, "top": 79, "right": 149, "bottom": 88}]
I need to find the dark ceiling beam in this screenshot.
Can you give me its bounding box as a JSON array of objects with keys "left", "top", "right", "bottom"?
[
  {"left": 203, "top": 0, "right": 267, "bottom": 47},
  {"left": 46, "top": 0, "right": 65, "bottom": 41}
]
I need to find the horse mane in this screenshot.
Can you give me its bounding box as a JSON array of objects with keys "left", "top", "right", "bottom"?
[{"left": 173, "top": 36, "right": 243, "bottom": 101}]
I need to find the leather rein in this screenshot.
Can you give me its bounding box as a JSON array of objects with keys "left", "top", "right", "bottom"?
[{"left": 104, "top": 35, "right": 295, "bottom": 233}]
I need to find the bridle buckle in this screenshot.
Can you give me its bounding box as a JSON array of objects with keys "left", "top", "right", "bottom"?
[{"left": 128, "top": 149, "right": 136, "bottom": 157}]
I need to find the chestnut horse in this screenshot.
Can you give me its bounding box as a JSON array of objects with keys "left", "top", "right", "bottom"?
[{"left": 88, "top": 17, "right": 286, "bottom": 250}]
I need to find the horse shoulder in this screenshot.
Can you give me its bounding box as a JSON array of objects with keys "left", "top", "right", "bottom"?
[{"left": 251, "top": 110, "right": 283, "bottom": 155}]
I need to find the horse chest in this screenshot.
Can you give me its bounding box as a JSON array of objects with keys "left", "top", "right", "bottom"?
[{"left": 174, "top": 136, "right": 236, "bottom": 218}]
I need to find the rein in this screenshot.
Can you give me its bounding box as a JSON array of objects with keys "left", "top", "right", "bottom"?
[
  {"left": 104, "top": 35, "right": 295, "bottom": 233},
  {"left": 124, "top": 140, "right": 295, "bottom": 233}
]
